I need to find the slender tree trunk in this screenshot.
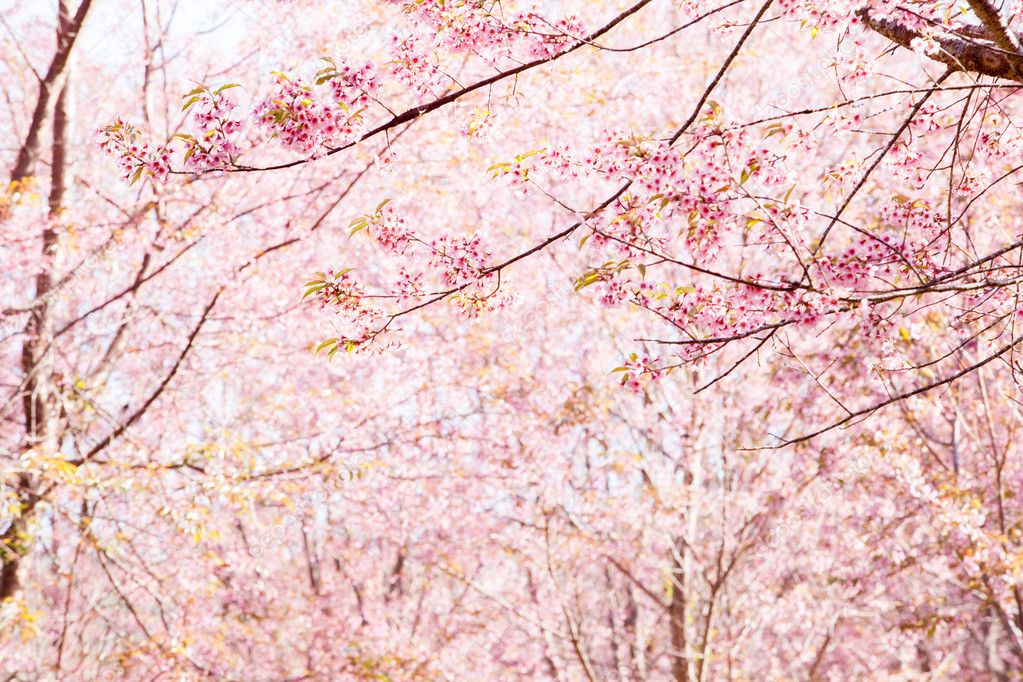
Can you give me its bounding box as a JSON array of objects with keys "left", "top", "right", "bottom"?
[
  {"left": 9, "top": 0, "right": 91, "bottom": 185},
  {"left": 2, "top": 2, "right": 78, "bottom": 600},
  {"left": 676, "top": 433, "right": 705, "bottom": 682},
  {"left": 669, "top": 540, "right": 688, "bottom": 682}
]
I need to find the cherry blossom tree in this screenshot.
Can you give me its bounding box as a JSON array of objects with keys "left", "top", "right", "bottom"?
[{"left": 3, "top": 0, "right": 1023, "bottom": 679}]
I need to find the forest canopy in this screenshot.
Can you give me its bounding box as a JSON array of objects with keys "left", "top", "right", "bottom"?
[{"left": 4, "top": 0, "right": 1023, "bottom": 679}]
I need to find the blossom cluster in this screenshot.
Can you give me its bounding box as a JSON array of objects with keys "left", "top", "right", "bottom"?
[
  {"left": 516, "top": 12, "right": 585, "bottom": 59},
  {"left": 428, "top": 234, "right": 493, "bottom": 288},
  {"left": 252, "top": 62, "right": 378, "bottom": 158},
  {"left": 613, "top": 353, "right": 663, "bottom": 393},
  {"left": 303, "top": 269, "right": 390, "bottom": 355},
  {"left": 179, "top": 85, "right": 243, "bottom": 171},
  {"left": 97, "top": 120, "right": 171, "bottom": 184},
  {"left": 310, "top": 199, "right": 509, "bottom": 344}
]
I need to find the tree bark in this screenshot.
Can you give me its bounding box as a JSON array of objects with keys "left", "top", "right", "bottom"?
[
  {"left": 10, "top": 0, "right": 91, "bottom": 184},
  {"left": 2, "top": 2, "right": 78, "bottom": 601},
  {"left": 861, "top": 8, "right": 1023, "bottom": 82},
  {"left": 668, "top": 539, "right": 689, "bottom": 682}
]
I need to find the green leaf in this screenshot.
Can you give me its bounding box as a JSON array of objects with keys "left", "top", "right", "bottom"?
[
  {"left": 316, "top": 338, "right": 339, "bottom": 352},
  {"left": 302, "top": 283, "right": 328, "bottom": 300},
  {"left": 574, "top": 272, "right": 602, "bottom": 291}
]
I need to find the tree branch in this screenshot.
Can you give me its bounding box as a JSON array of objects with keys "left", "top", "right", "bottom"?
[
  {"left": 69, "top": 290, "right": 221, "bottom": 466},
  {"left": 860, "top": 8, "right": 1023, "bottom": 82},
  {"left": 966, "top": 0, "right": 1021, "bottom": 54},
  {"left": 10, "top": 0, "right": 93, "bottom": 182}
]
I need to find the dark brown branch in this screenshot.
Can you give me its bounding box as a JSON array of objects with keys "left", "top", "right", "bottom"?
[
  {"left": 966, "top": 0, "right": 1022, "bottom": 54},
  {"left": 860, "top": 8, "right": 1023, "bottom": 82}
]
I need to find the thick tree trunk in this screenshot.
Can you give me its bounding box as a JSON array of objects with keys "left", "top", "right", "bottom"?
[{"left": 861, "top": 6, "right": 1023, "bottom": 83}]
